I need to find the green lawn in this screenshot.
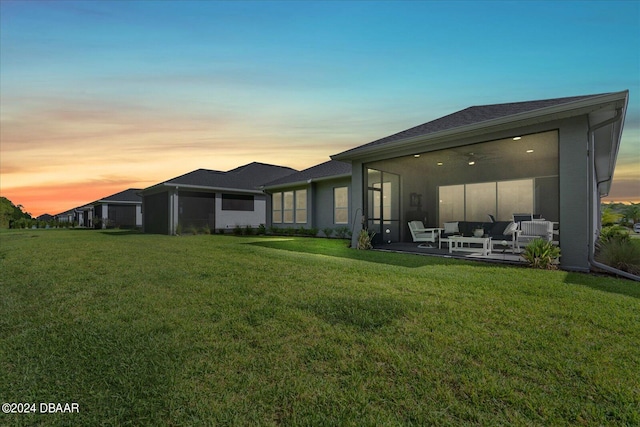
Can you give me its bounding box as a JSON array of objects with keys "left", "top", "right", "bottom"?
[{"left": 1, "top": 229, "right": 639, "bottom": 426}]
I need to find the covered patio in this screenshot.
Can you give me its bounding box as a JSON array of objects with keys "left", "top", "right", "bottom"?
[
  {"left": 363, "top": 130, "right": 560, "bottom": 254},
  {"left": 373, "top": 241, "right": 526, "bottom": 265}
]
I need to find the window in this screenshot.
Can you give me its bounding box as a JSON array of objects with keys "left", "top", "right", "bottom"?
[
  {"left": 334, "top": 187, "right": 349, "bottom": 224},
  {"left": 283, "top": 191, "right": 294, "bottom": 223},
  {"left": 272, "top": 193, "right": 282, "bottom": 223},
  {"left": 221, "top": 194, "right": 254, "bottom": 211},
  {"left": 295, "top": 189, "right": 307, "bottom": 223},
  {"left": 273, "top": 190, "right": 307, "bottom": 224}
]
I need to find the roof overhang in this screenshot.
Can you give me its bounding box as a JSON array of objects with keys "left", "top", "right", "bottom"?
[
  {"left": 332, "top": 91, "right": 630, "bottom": 163},
  {"left": 588, "top": 93, "right": 629, "bottom": 197},
  {"left": 93, "top": 200, "right": 142, "bottom": 206},
  {"left": 140, "top": 182, "right": 264, "bottom": 196},
  {"left": 262, "top": 173, "right": 352, "bottom": 191}
]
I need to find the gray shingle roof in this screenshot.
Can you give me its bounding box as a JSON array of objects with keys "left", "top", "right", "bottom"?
[
  {"left": 262, "top": 160, "right": 352, "bottom": 188},
  {"left": 158, "top": 162, "right": 297, "bottom": 191},
  {"left": 334, "top": 93, "right": 611, "bottom": 158},
  {"left": 98, "top": 188, "right": 142, "bottom": 203}
]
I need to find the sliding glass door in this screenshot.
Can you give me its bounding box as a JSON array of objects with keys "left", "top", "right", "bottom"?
[{"left": 439, "top": 178, "right": 535, "bottom": 224}]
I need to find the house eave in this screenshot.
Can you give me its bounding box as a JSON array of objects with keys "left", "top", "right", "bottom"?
[
  {"left": 93, "top": 200, "right": 142, "bottom": 206},
  {"left": 262, "top": 173, "right": 352, "bottom": 191},
  {"left": 141, "top": 182, "right": 263, "bottom": 195},
  {"left": 332, "top": 91, "right": 630, "bottom": 162}
]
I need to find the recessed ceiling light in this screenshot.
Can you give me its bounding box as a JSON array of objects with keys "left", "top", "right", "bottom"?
[
  {"left": 526, "top": 149, "right": 534, "bottom": 153},
  {"left": 513, "top": 136, "right": 522, "bottom": 141},
  {"left": 468, "top": 161, "right": 475, "bottom": 165},
  {"left": 414, "top": 154, "right": 420, "bottom": 158},
  {"left": 437, "top": 162, "right": 443, "bottom": 166}
]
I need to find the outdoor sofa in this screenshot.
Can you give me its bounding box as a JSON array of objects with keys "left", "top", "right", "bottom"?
[{"left": 439, "top": 220, "right": 519, "bottom": 251}]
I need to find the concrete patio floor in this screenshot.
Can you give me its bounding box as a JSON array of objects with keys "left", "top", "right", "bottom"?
[{"left": 373, "top": 241, "right": 526, "bottom": 265}]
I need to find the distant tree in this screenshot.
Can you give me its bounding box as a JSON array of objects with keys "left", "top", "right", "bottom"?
[
  {"left": 601, "top": 206, "right": 622, "bottom": 226},
  {"left": 0, "top": 197, "right": 13, "bottom": 228},
  {"left": 0, "top": 197, "right": 33, "bottom": 228},
  {"left": 622, "top": 203, "right": 640, "bottom": 225}
]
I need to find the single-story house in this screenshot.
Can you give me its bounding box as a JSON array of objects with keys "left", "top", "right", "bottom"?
[
  {"left": 90, "top": 188, "right": 143, "bottom": 229},
  {"left": 140, "top": 162, "right": 296, "bottom": 234},
  {"left": 54, "top": 208, "right": 76, "bottom": 224},
  {"left": 331, "top": 90, "right": 629, "bottom": 272},
  {"left": 73, "top": 188, "right": 143, "bottom": 229},
  {"left": 262, "top": 160, "right": 353, "bottom": 235},
  {"left": 36, "top": 214, "right": 54, "bottom": 222}
]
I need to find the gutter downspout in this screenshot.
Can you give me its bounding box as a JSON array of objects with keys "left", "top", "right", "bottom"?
[{"left": 587, "top": 108, "right": 640, "bottom": 281}]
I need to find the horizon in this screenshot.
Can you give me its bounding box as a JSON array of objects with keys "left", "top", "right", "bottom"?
[{"left": 1, "top": 1, "right": 639, "bottom": 217}]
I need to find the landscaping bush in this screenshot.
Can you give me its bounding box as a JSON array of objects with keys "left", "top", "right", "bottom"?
[
  {"left": 243, "top": 225, "right": 254, "bottom": 236},
  {"left": 599, "top": 225, "right": 630, "bottom": 243},
  {"left": 335, "top": 226, "right": 350, "bottom": 239},
  {"left": 596, "top": 238, "right": 640, "bottom": 276},
  {"left": 233, "top": 225, "right": 243, "bottom": 236},
  {"left": 356, "top": 229, "right": 375, "bottom": 250},
  {"left": 257, "top": 224, "right": 266, "bottom": 235},
  {"left": 322, "top": 227, "right": 334, "bottom": 238},
  {"left": 522, "top": 238, "right": 561, "bottom": 269}
]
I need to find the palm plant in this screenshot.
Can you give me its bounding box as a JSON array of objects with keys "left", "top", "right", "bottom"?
[{"left": 623, "top": 203, "right": 640, "bottom": 225}]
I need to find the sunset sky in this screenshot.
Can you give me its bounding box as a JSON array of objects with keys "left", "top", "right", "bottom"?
[{"left": 1, "top": 0, "right": 639, "bottom": 217}]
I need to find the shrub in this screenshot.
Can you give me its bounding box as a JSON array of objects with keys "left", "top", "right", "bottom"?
[
  {"left": 356, "top": 229, "right": 375, "bottom": 250},
  {"left": 175, "top": 223, "right": 183, "bottom": 235},
  {"left": 257, "top": 224, "right": 266, "bottom": 235},
  {"left": 200, "top": 225, "right": 212, "bottom": 235},
  {"left": 599, "top": 225, "right": 630, "bottom": 243},
  {"left": 187, "top": 225, "right": 199, "bottom": 235},
  {"left": 335, "top": 226, "right": 350, "bottom": 239},
  {"left": 322, "top": 227, "right": 334, "bottom": 238},
  {"left": 596, "top": 238, "right": 640, "bottom": 275},
  {"left": 233, "top": 225, "right": 243, "bottom": 236},
  {"left": 522, "top": 238, "right": 561, "bottom": 269},
  {"left": 243, "top": 225, "right": 254, "bottom": 236}
]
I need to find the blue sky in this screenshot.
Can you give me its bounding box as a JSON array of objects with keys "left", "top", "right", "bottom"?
[{"left": 1, "top": 0, "right": 638, "bottom": 215}]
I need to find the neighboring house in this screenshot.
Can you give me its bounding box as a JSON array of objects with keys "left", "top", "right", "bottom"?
[
  {"left": 74, "top": 203, "right": 93, "bottom": 228},
  {"left": 140, "top": 162, "right": 296, "bottom": 234},
  {"left": 262, "top": 160, "right": 353, "bottom": 234},
  {"left": 54, "top": 208, "right": 76, "bottom": 224},
  {"left": 37, "top": 214, "right": 54, "bottom": 222},
  {"left": 90, "top": 188, "right": 143, "bottom": 229},
  {"left": 331, "top": 91, "right": 629, "bottom": 272}
]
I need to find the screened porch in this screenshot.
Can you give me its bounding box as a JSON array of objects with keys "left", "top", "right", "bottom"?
[{"left": 364, "top": 130, "right": 560, "bottom": 252}]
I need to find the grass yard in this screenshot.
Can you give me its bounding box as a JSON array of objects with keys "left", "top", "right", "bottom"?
[{"left": 1, "top": 229, "right": 639, "bottom": 426}]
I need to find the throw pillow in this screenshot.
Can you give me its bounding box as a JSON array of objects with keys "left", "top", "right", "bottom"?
[
  {"left": 444, "top": 221, "right": 459, "bottom": 234},
  {"left": 503, "top": 221, "right": 518, "bottom": 236}
]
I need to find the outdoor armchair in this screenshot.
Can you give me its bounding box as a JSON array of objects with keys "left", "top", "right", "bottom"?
[{"left": 408, "top": 221, "right": 442, "bottom": 247}]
